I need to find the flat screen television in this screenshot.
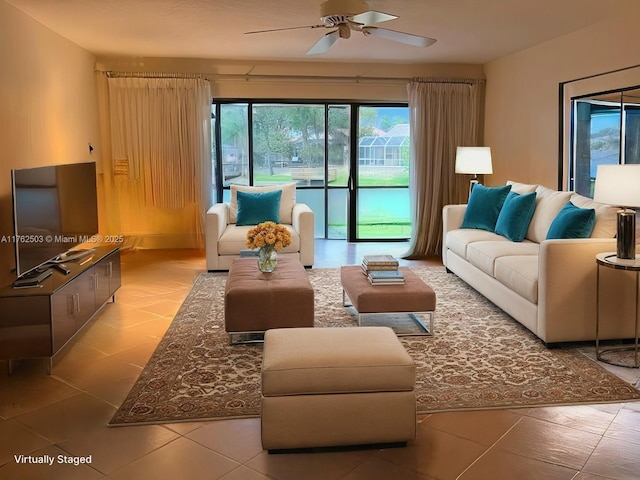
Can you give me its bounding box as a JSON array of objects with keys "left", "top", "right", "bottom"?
[{"left": 11, "top": 161, "right": 99, "bottom": 277}]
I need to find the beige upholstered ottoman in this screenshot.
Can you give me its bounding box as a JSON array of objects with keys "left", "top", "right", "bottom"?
[
  {"left": 341, "top": 266, "right": 436, "bottom": 335},
  {"left": 261, "top": 326, "right": 416, "bottom": 451},
  {"left": 225, "top": 258, "right": 314, "bottom": 343}
]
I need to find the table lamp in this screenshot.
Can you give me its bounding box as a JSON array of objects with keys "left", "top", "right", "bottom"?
[
  {"left": 593, "top": 164, "right": 640, "bottom": 260},
  {"left": 455, "top": 146, "right": 493, "bottom": 197}
]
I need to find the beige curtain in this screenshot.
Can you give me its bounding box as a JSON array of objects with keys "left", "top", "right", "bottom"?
[
  {"left": 95, "top": 72, "right": 211, "bottom": 249},
  {"left": 404, "top": 78, "right": 485, "bottom": 258}
]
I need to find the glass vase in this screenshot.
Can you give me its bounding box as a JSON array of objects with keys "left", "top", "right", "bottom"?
[{"left": 258, "top": 246, "right": 277, "bottom": 273}]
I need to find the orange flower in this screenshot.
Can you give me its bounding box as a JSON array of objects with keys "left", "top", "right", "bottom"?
[{"left": 246, "top": 221, "right": 292, "bottom": 251}]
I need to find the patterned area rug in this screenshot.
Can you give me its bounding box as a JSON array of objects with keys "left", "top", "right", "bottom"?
[{"left": 109, "top": 267, "right": 640, "bottom": 426}]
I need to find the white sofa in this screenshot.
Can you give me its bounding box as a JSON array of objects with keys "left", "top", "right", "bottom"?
[
  {"left": 442, "top": 181, "right": 637, "bottom": 345},
  {"left": 206, "top": 183, "right": 314, "bottom": 271}
]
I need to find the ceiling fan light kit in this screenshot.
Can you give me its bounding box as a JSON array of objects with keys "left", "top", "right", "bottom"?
[{"left": 244, "top": 0, "right": 437, "bottom": 55}]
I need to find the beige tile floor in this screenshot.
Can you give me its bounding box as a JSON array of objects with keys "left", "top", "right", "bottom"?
[{"left": 1, "top": 241, "right": 640, "bottom": 480}]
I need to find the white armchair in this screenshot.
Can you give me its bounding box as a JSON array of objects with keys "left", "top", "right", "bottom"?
[{"left": 206, "top": 183, "right": 314, "bottom": 271}]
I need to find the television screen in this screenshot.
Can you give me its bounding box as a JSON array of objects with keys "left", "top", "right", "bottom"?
[{"left": 11, "top": 162, "right": 99, "bottom": 277}]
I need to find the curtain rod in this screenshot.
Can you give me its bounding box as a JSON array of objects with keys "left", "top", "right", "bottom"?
[
  {"left": 411, "top": 76, "right": 485, "bottom": 85},
  {"left": 100, "top": 70, "right": 484, "bottom": 85},
  {"left": 210, "top": 74, "right": 483, "bottom": 85},
  {"left": 104, "top": 71, "right": 207, "bottom": 80}
]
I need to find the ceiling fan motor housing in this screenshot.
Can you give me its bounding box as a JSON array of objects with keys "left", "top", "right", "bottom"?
[{"left": 320, "top": 0, "right": 369, "bottom": 25}]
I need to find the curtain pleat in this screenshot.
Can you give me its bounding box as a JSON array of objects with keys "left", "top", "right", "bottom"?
[
  {"left": 97, "top": 73, "right": 211, "bottom": 249},
  {"left": 404, "top": 78, "right": 485, "bottom": 258}
]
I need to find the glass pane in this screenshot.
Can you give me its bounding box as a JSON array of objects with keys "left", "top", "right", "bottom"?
[
  {"left": 252, "top": 104, "right": 326, "bottom": 186},
  {"left": 356, "top": 188, "right": 411, "bottom": 239},
  {"left": 624, "top": 88, "right": 640, "bottom": 164},
  {"left": 210, "top": 103, "right": 217, "bottom": 204},
  {"left": 573, "top": 99, "right": 620, "bottom": 197},
  {"left": 328, "top": 105, "right": 350, "bottom": 187},
  {"left": 328, "top": 188, "right": 348, "bottom": 239},
  {"left": 357, "top": 107, "right": 409, "bottom": 186},
  {"left": 220, "top": 104, "right": 249, "bottom": 187},
  {"left": 356, "top": 105, "right": 410, "bottom": 240},
  {"left": 295, "top": 189, "right": 324, "bottom": 238}
]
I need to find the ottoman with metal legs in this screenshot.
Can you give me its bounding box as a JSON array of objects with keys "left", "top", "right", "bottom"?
[
  {"left": 340, "top": 265, "right": 436, "bottom": 336},
  {"left": 224, "top": 257, "right": 314, "bottom": 344}
]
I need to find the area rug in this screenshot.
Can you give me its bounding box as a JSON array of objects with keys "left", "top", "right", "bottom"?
[{"left": 109, "top": 267, "right": 640, "bottom": 426}]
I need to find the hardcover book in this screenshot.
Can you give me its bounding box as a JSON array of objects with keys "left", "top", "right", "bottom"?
[
  {"left": 368, "top": 270, "right": 404, "bottom": 279},
  {"left": 362, "top": 254, "right": 399, "bottom": 266}
]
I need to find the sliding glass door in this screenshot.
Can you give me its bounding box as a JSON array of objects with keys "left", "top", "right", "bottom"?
[
  {"left": 212, "top": 101, "right": 410, "bottom": 241},
  {"left": 353, "top": 105, "right": 410, "bottom": 240}
]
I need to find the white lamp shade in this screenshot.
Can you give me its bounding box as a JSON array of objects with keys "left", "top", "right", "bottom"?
[
  {"left": 455, "top": 147, "right": 493, "bottom": 175},
  {"left": 593, "top": 164, "right": 640, "bottom": 208}
]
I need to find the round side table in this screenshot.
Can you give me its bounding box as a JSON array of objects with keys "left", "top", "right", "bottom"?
[{"left": 595, "top": 252, "right": 640, "bottom": 368}]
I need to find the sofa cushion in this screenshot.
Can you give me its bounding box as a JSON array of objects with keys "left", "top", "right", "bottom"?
[
  {"left": 446, "top": 229, "right": 509, "bottom": 260},
  {"left": 494, "top": 255, "right": 539, "bottom": 304},
  {"left": 230, "top": 183, "right": 296, "bottom": 224},
  {"left": 466, "top": 241, "right": 539, "bottom": 276},
  {"left": 526, "top": 186, "right": 573, "bottom": 243},
  {"left": 460, "top": 184, "right": 512, "bottom": 232},
  {"left": 506, "top": 180, "right": 538, "bottom": 194},
  {"left": 494, "top": 191, "right": 537, "bottom": 242},
  {"left": 546, "top": 201, "right": 596, "bottom": 239},
  {"left": 218, "top": 224, "right": 300, "bottom": 255},
  {"left": 569, "top": 193, "right": 617, "bottom": 238}
]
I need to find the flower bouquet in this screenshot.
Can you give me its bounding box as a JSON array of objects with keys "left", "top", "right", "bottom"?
[{"left": 246, "top": 221, "right": 292, "bottom": 272}]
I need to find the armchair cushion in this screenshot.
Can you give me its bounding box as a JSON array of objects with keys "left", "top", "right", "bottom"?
[
  {"left": 218, "top": 224, "right": 300, "bottom": 256},
  {"left": 230, "top": 183, "right": 296, "bottom": 224},
  {"left": 236, "top": 190, "right": 281, "bottom": 225}
]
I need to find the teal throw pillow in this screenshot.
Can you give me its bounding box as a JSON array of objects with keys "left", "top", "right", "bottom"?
[
  {"left": 494, "top": 191, "right": 537, "bottom": 242},
  {"left": 460, "top": 184, "right": 512, "bottom": 232},
  {"left": 236, "top": 190, "right": 282, "bottom": 226},
  {"left": 546, "top": 201, "right": 596, "bottom": 239}
]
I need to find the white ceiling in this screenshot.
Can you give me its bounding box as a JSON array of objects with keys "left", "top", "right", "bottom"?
[{"left": 5, "top": 0, "right": 638, "bottom": 64}]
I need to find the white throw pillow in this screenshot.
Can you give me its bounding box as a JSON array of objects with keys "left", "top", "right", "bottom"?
[
  {"left": 526, "top": 185, "right": 572, "bottom": 243},
  {"left": 229, "top": 183, "right": 296, "bottom": 224},
  {"left": 506, "top": 180, "right": 538, "bottom": 194},
  {"left": 569, "top": 193, "right": 617, "bottom": 238}
]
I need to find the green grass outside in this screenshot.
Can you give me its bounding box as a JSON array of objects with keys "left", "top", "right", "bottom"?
[
  {"left": 328, "top": 223, "right": 412, "bottom": 239},
  {"left": 254, "top": 170, "right": 409, "bottom": 187}
]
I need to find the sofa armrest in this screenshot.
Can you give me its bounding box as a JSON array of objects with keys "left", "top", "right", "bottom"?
[
  {"left": 537, "top": 237, "right": 617, "bottom": 342},
  {"left": 442, "top": 204, "right": 467, "bottom": 265},
  {"left": 292, "top": 203, "right": 314, "bottom": 267},
  {"left": 205, "top": 203, "right": 229, "bottom": 271}
]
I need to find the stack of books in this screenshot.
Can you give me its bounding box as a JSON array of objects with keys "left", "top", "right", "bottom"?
[{"left": 361, "top": 255, "right": 404, "bottom": 285}]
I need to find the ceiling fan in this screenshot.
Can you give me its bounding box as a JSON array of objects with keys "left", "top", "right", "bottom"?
[{"left": 244, "top": 0, "right": 437, "bottom": 55}]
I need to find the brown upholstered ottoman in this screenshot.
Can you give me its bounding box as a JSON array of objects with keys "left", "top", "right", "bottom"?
[
  {"left": 261, "top": 326, "right": 416, "bottom": 451},
  {"left": 224, "top": 257, "right": 314, "bottom": 343},
  {"left": 340, "top": 266, "right": 436, "bottom": 335}
]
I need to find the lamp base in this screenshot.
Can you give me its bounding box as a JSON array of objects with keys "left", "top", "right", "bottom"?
[
  {"left": 617, "top": 209, "right": 637, "bottom": 260},
  {"left": 468, "top": 178, "right": 479, "bottom": 199}
]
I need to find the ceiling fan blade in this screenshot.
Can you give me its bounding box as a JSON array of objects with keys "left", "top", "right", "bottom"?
[
  {"left": 363, "top": 26, "right": 436, "bottom": 47},
  {"left": 245, "top": 24, "right": 325, "bottom": 34},
  {"left": 351, "top": 10, "right": 398, "bottom": 26},
  {"left": 307, "top": 29, "right": 340, "bottom": 55}
]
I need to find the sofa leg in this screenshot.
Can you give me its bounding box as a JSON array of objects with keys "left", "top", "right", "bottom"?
[{"left": 445, "top": 267, "right": 453, "bottom": 274}]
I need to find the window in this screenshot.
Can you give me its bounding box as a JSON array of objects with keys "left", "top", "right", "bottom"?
[{"left": 570, "top": 87, "right": 640, "bottom": 196}]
